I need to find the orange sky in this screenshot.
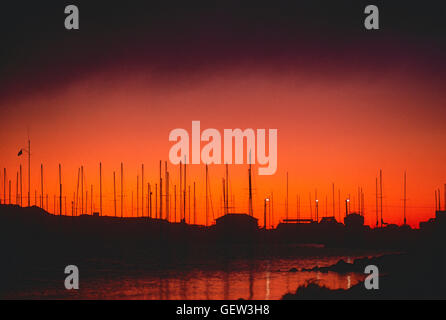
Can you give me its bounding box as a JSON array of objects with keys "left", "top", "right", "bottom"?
[{"left": 1, "top": 64, "right": 445, "bottom": 228}]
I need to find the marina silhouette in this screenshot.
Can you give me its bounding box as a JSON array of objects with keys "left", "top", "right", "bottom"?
[
  {"left": 1, "top": 0, "right": 445, "bottom": 300},
  {"left": 1, "top": 153, "right": 445, "bottom": 299}
]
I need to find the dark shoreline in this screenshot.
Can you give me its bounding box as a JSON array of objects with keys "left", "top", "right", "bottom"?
[
  {"left": 1, "top": 204, "right": 445, "bottom": 299},
  {"left": 283, "top": 251, "right": 446, "bottom": 299}
]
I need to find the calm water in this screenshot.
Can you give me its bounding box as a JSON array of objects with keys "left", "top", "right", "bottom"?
[{"left": 5, "top": 249, "right": 382, "bottom": 299}]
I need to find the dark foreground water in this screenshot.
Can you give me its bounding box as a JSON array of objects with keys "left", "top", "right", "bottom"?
[{"left": 3, "top": 247, "right": 387, "bottom": 299}]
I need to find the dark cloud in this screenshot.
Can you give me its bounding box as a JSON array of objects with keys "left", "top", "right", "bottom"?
[{"left": 1, "top": 0, "right": 445, "bottom": 100}]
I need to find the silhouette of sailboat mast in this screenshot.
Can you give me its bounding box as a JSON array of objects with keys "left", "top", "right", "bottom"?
[{"left": 2, "top": 140, "right": 446, "bottom": 230}]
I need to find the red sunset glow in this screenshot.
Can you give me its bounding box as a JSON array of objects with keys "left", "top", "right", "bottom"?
[{"left": 1, "top": 62, "right": 445, "bottom": 228}]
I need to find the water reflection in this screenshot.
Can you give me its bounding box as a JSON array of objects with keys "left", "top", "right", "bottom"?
[
  {"left": 7, "top": 254, "right": 368, "bottom": 299},
  {"left": 265, "top": 260, "right": 271, "bottom": 300}
]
